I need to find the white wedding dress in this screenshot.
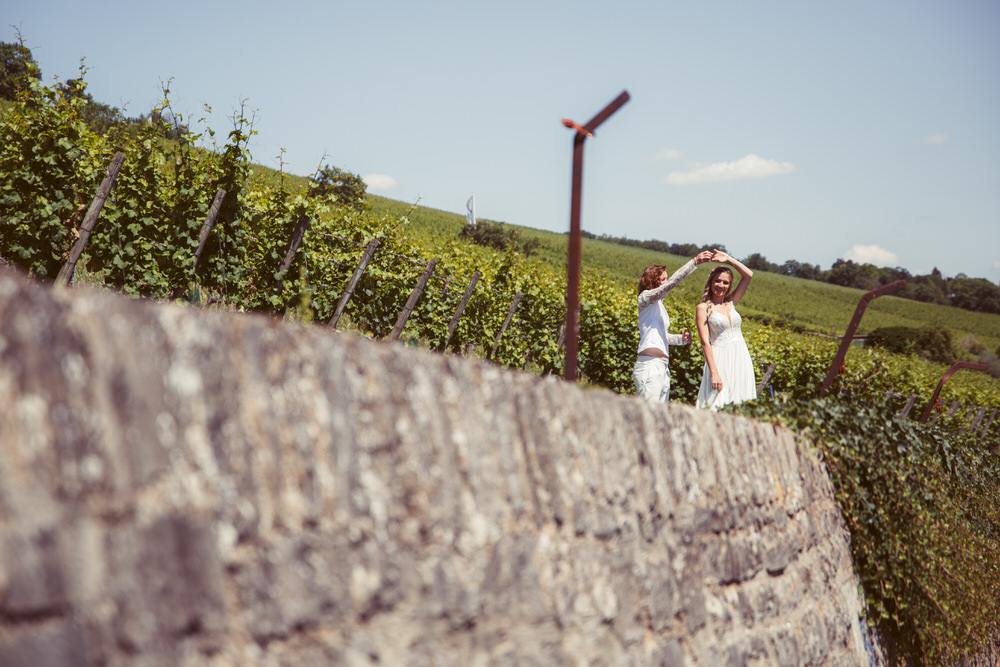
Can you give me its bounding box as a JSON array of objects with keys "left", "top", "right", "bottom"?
[{"left": 696, "top": 305, "right": 756, "bottom": 410}]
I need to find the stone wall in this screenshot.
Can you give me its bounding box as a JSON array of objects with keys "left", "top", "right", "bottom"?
[{"left": 0, "top": 272, "right": 878, "bottom": 666}]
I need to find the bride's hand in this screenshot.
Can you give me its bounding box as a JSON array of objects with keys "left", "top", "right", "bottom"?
[{"left": 711, "top": 371, "right": 723, "bottom": 391}]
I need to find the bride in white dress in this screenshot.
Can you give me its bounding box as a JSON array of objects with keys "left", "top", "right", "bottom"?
[{"left": 695, "top": 251, "right": 756, "bottom": 410}]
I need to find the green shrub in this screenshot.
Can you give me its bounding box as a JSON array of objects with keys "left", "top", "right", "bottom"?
[
  {"left": 459, "top": 220, "right": 539, "bottom": 257},
  {"left": 866, "top": 325, "right": 955, "bottom": 364}
]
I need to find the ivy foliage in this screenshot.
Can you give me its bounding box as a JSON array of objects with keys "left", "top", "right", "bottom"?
[{"left": 733, "top": 394, "right": 1000, "bottom": 666}]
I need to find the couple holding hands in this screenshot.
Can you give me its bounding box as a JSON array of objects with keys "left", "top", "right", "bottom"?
[{"left": 634, "top": 249, "right": 755, "bottom": 409}]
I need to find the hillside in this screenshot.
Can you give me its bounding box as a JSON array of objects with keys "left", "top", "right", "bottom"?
[
  {"left": 3, "top": 65, "right": 998, "bottom": 405},
  {"left": 367, "top": 195, "right": 1000, "bottom": 353},
  {"left": 4, "top": 76, "right": 996, "bottom": 355}
]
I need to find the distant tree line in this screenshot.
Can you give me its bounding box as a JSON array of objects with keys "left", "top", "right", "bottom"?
[{"left": 589, "top": 232, "right": 1000, "bottom": 316}]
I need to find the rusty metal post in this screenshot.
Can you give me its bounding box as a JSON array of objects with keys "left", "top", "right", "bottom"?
[
  {"left": 919, "top": 362, "right": 988, "bottom": 423},
  {"left": 562, "top": 90, "right": 630, "bottom": 382},
  {"left": 931, "top": 399, "right": 963, "bottom": 426},
  {"left": 819, "top": 280, "right": 905, "bottom": 397}
]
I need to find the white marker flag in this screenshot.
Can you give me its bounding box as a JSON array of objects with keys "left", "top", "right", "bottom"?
[{"left": 466, "top": 195, "right": 476, "bottom": 228}]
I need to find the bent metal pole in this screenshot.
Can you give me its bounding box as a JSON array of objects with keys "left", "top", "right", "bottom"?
[
  {"left": 562, "top": 90, "right": 630, "bottom": 382},
  {"left": 920, "top": 361, "right": 988, "bottom": 423},
  {"left": 819, "top": 280, "right": 905, "bottom": 397}
]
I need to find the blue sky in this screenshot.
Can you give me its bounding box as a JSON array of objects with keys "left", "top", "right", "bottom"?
[{"left": 8, "top": 0, "right": 1000, "bottom": 282}]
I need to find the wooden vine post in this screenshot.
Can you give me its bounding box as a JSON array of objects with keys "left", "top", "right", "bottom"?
[
  {"left": 980, "top": 408, "right": 997, "bottom": 442},
  {"left": 191, "top": 188, "right": 227, "bottom": 273},
  {"left": 488, "top": 292, "right": 523, "bottom": 361},
  {"left": 55, "top": 152, "right": 126, "bottom": 287},
  {"left": 898, "top": 395, "right": 918, "bottom": 419},
  {"left": 328, "top": 238, "right": 380, "bottom": 330},
  {"left": 438, "top": 270, "right": 481, "bottom": 352},
  {"left": 271, "top": 215, "right": 313, "bottom": 310},
  {"left": 964, "top": 407, "right": 988, "bottom": 435},
  {"left": 755, "top": 362, "right": 777, "bottom": 399},
  {"left": 388, "top": 260, "right": 437, "bottom": 342}
]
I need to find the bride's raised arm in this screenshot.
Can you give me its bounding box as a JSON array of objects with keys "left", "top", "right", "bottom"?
[{"left": 712, "top": 250, "right": 753, "bottom": 305}]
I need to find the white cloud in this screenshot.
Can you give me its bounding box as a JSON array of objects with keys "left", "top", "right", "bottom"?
[
  {"left": 843, "top": 244, "right": 899, "bottom": 267},
  {"left": 665, "top": 154, "right": 796, "bottom": 185},
  {"left": 363, "top": 174, "right": 398, "bottom": 192},
  {"left": 924, "top": 133, "right": 950, "bottom": 145},
  {"left": 650, "top": 148, "right": 683, "bottom": 161}
]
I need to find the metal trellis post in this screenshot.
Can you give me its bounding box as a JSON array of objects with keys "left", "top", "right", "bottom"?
[
  {"left": 819, "top": 280, "right": 905, "bottom": 397},
  {"left": 562, "top": 90, "right": 630, "bottom": 382},
  {"left": 919, "top": 362, "right": 988, "bottom": 423}
]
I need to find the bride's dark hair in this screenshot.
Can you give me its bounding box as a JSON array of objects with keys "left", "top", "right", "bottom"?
[{"left": 701, "top": 266, "right": 734, "bottom": 304}]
